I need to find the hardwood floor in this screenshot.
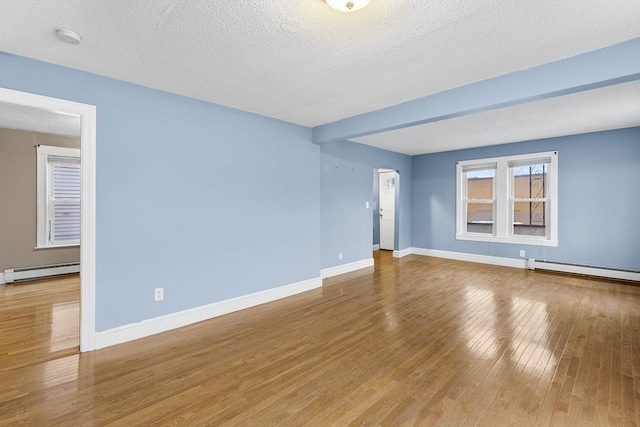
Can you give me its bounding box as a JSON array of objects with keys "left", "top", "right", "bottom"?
[
  {"left": 1, "top": 253, "right": 638, "bottom": 426},
  {"left": 0, "top": 274, "right": 79, "bottom": 373}
]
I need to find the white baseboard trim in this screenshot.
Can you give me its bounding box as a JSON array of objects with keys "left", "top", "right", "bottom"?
[
  {"left": 412, "top": 247, "right": 527, "bottom": 269},
  {"left": 372, "top": 244, "right": 380, "bottom": 251},
  {"left": 0, "top": 272, "right": 4, "bottom": 285},
  {"left": 321, "top": 258, "right": 374, "bottom": 279},
  {"left": 529, "top": 259, "right": 640, "bottom": 282},
  {"left": 412, "top": 248, "right": 638, "bottom": 281},
  {"left": 393, "top": 247, "right": 413, "bottom": 258},
  {"left": 95, "top": 276, "right": 322, "bottom": 350}
]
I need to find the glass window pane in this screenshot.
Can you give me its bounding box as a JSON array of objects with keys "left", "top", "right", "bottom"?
[
  {"left": 466, "top": 169, "right": 494, "bottom": 199},
  {"left": 513, "top": 201, "right": 546, "bottom": 236},
  {"left": 466, "top": 202, "right": 494, "bottom": 234},
  {"left": 513, "top": 164, "right": 546, "bottom": 198}
]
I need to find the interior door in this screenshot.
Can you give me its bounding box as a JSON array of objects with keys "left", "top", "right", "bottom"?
[{"left": 379, "top": 171, "right": 396, "bottom": 250}]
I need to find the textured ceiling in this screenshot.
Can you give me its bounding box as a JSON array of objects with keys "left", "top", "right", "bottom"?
[
  {"left": 0, "top": 0, "right": 638, "bottom": 129},
  {"left": 0, "top": 102, "right": 81, "bottom": 137},
  {"left": 353, "top": 81, "right": 640, "bottom": 155}
]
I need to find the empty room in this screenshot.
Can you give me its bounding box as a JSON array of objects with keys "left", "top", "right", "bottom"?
[{"left": 0, "top": 1, "right": 639, "bottom": 426}]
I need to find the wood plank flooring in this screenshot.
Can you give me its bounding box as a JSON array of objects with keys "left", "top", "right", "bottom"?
[
  {"left": 0, "top": 274, "right": 79, "bottom": 373},
  {"left": 1, "top": 252, "right": 638, "bottom": 426}
]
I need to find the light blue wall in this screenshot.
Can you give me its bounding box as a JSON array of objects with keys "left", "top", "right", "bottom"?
[
  {"left": 321, "top": 140, "right": 411, "bottom": 269},
  {"left": 321, "top": 153, "right": 372, "bottom": 267},
  {"left": 0, "top": 52, "right": 321, "bottom": 331},
  {"left": 412, "top": 127, "right": 640, "bottom": 270},
  {"left": 2, "top": 47, "right": 637, "bottom": 334}
]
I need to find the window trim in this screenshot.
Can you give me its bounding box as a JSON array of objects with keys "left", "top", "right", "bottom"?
[
  {"left": 36, "top": 144, "right": 81, "bottom": 249},
  {"left": 456, "top": 151, "right": 558, "bottom": 247}
]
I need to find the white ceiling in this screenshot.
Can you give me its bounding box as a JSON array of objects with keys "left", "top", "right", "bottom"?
[
  {"left": 0, "top": 102, "right": 81, "bottom": 137},
  {"left": 0, "top": 1, "right": 638, "bottom": 154},
  {"left": 353, "top": 80, "right": 640, "bottom": 155}
]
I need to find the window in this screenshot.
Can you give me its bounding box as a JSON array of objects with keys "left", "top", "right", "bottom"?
[
  {"left": 456, "top": 151, "right": 558, "bottom": 247},
  {"left": 463, "top": 166, "right": 496, "bottom": 235},
  {"left": 36, "top": 145, "right": 81, "bottom": 248},
  {"left": 511, "top": 162, "right": 547, "bottom": 237}
]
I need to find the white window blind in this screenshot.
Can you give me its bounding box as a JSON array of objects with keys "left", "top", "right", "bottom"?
[{"left": 50, "top": 158, "right": 81, "bottom": 244}]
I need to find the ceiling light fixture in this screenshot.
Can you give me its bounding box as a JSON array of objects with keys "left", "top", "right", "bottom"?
[
  {"left": 325, "top": 0, "right": 371, "bottom": 12},
  {"left": 55, "top": 29, "right": 82, "bottom": 45}
]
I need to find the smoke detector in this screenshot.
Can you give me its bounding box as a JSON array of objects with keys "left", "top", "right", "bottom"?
[{"left": 55, "top": 29, "right": 82, "bottom": 45}]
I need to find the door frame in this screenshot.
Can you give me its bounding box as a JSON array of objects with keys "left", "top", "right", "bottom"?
[
  {"left": 378, "top": 169, "right": 396, "bottom": 251},
  {"left": 376, "top": 168, "right": 399, "bottom": 252},
  {"left": 0, "top": 87, "right": 97, "bottom": 352}
]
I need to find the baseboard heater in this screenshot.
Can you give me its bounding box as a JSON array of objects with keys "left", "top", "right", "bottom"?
[
  {"left": 527, "top": 259, "right": 640, "bottom": 282},
  {"left": 3, "top": 262, "right": 80, "bottom": 284}
]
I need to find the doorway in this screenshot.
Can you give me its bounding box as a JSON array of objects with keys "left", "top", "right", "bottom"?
[
  {"left": 375, "top": 168, "right": 398, "bottom": 253},
  {"left": 0, "top": 88, "right": 97, "bottom": 352},
  {"left": 0, "top": 107, "right": 81, "bottom": 363}
]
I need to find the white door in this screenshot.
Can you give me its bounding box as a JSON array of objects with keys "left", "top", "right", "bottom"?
[{"left": 379, "top": 171, "right": 396, "bottom": 250}]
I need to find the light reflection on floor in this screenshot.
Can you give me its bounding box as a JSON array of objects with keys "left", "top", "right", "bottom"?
[
  {"left": 509, "top": 296, "right": 555, "bottom": 378},
  {"left": 49, "top": 301, "right": 80, "bottom": 353},
  {"left": 464, "top": 287, "right": 499, "bottom": 358},
  {"left": 463, "top": 286, "right": 556, "bottom": 379}
]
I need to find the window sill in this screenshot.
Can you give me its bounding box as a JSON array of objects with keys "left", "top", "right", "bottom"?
[
  {"left": 35, "top": 244, "right": 80, "bottom": 250},
  {"left": 455, "top": 234, "right": 558, "bottom": 247}
]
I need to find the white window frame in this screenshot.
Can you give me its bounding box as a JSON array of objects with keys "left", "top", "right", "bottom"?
[
  {"left": 461, "top": 163, "right": 497, "bottom": 237},
  {"left": 36, "top": 144, "right": 81, "bottom": 249},
  {"left": 456, "top": 151, "right": 558, "bottom": 247}
]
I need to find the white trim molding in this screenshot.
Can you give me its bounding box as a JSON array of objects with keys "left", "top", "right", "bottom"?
[
  {"left": 372, "top": 244, "right": 380, "bottom": 251},
  {"left": 321, "top": 258, "right": 374, "bottom": 279},
  {"left": 0, "top": 273, "right": 4, "bottom": 285},
  {"left": 393, "top": 247, "right": 413, "bottom": 258},
  {"left": 455, "top": 233, "right": 558, "bottom": 247},
  {"left": 95, "top": 276, "right": 322, "bottom": 350},
  {"left": 412, "top": 247, "right": 527, "bottom": 269},
  {"left": 0, "top": 87, "right": 97, "bottom": 352}
]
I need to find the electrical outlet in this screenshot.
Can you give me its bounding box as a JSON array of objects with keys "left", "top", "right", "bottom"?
[
  {"left": 154, "top": 287, "right": 164, "bottom": 301},
  {"left": 339, "top": 252, "right": 343, "bottom": 260},
  {"left": 366, "top": 201, "right": 370, "bottom": 209},
  {"left": 519, "top": 250, "right": 526, "bottom": 258}
]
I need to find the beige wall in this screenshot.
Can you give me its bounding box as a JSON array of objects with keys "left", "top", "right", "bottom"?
[{"left": 0, "top": 128, "right": 80, "bottom": 271}]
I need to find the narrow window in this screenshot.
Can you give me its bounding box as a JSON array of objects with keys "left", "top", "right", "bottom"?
[
  {"left": 464, "top": 167, "right": 496, "bottom": 235},
  {"left": 36, "top": 145, "right": 81, "bottom": 248},
  {"left": 511, "top": 163, "right": 548, "bottom": 238}
]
